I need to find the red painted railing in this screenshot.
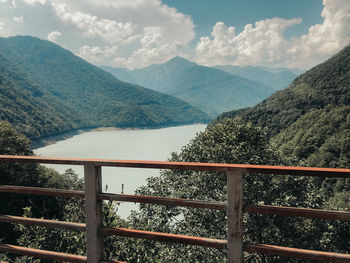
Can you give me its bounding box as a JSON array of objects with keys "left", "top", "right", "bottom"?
[{"left": 0, "top": 155, "right": 349, "bottom": 263}]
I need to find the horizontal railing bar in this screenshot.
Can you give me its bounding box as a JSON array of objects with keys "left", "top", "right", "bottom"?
[
  {"left": 0, "top": 243, "right": 127, "bottom": 263},
  {"left": 0, "top": 155, "right": 349, "bottom": 177},
  {"left": 0, "top": 215, "right": 85, "bottom": 232},
  {"left": 0, "top": 243, "right": 87, "bottom": 263},
  {"left": 0, "top": 186, "right": 226, "bottom": 210},
  {"left": 101, "top": 227, "right": 227, "bottom": 249},
  {"left": 245, "top": 205, "right": 350, "bottom": 221},
  {"left": 0, "top": 185, "right": 84, "bottom": 198},
  {"left": 99, "top": 193, "right": 227, "bottom": 210},
  {"left": 244, "top": 244, "right": 350, "bottom": 262},
  {"left": 0, "top": 214, "right": 226, "bottom": 249}
]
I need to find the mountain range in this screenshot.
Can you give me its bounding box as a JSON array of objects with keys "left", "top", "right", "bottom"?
[
  {"left": 101, "top": 57, "right": 299, "bottom": 117},
  {"left": 214, "top": 65, "right": 302, "bottom": 91},
  {"left": 0, "top": 36, "right": 210, "bottom": 140}
]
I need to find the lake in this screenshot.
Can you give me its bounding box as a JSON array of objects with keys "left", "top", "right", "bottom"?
[{"left": 34, "top": 124, "right": 207, "bottom": 218}]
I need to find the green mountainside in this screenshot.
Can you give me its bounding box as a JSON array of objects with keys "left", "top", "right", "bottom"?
[
  {"left": 215, "top": 43, "right": 350, "bottom": 168},
  {"left": 0, "top": 36, "right": 210, "bottom": 140},
  {"left": 103, "top": 57, "right": 277, "bottom": 117},
  {"left": 215, "top": 65, "right": 300, "bottom": 91},
  {"left": 0, "top": 51, "right": 85, "bottom": 139},
  {"left": 167, "top": 65, "right": 275, "bottom": 116},
  {"left": 103, "top": 57, "right": 198, "bottom": 94},
  {"left": 131, "top": 56, "right": 197, "bottom": 92}
]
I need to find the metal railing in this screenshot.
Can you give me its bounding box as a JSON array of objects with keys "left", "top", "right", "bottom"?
[{"left": 0, "top": 155, "right": 350, "bottom": 263}]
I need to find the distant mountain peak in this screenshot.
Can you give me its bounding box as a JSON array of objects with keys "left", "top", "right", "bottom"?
[
  {"left": 167, "top": 56, "right": 195, "bottom": 64},
  {"left": 164, "top": 56, "right": 197, "bottom": 66}
]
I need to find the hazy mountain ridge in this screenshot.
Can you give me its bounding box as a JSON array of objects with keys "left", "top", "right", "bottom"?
[
  {"left": 99, "top": 66, "right": 135, "bottom": 84},
  {"left": 214, "top": 43, "right": 350, "bottom": 168},
  {"left": 167, "top": 65, "right": 275, "bottom": 115},
  {"left": 102, "top": 57, "right": 296, "bottom": 117},
  {"left": 0, "top": 36, "right": 210, "bottom": 139},
  {"left": 215, "top": 65, "right": 300, "bottom": 91},
  {"left": 131, "top": 56, "right": 197, "bottom": 92}
]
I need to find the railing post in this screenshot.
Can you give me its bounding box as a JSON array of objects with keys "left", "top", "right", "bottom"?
[
  {"left": 227, "top": 169, "right": 243, "bottom": 263},
  {"left": 84, "top": 165, "right": 103, "bottom": 263}
]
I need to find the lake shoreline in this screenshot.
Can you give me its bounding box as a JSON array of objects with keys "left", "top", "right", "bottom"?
[
  {"left": 31, "top": 122, "right": 208, "bottom": 150},
  {"left": 33, "top": 124, "right": 207, "bottom": 218}
]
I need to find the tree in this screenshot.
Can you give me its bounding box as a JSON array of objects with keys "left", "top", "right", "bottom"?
[
  {"left": 12, "top": 172, "right": 129, "bottom": 263},
  {"left": 0, "top": 121, "right": 38, "bottom": 243},
  {"left": 0, "top": 122, "right": 82, "bottom": 247},
  {"left": 2, "top": 119, "right": 347, "bottom": 262},
  {"left": 122, "top": 118, "right": 322, "bottom": 262},
  {"left": 0, "top": 121, "right": 128, "bottom": 262}
]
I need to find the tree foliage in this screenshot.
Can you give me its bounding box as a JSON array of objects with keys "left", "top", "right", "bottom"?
[
  {"left": 1, "top": 117, "right": 349, "bottom": 262},
  {"left": 212, "top": 43, "right": 350, "bottom": 243},
  {"left": 120, "top": 118, "right": 328, "bottom": 262},
  {"left": 0, "top": 122, "right": 82, "bottom": 256}
]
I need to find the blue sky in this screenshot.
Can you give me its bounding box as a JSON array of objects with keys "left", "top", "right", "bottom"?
[
  {"left": 0, "top": 0, "right": 349, "bottom": 69},
  {"left": 163, "top": 0, "right": 324, "bottom": 44}
]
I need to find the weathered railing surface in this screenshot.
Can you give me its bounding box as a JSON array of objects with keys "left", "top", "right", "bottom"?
[{"left": 0, "top": 155, "right": 349, "bottom": 263}]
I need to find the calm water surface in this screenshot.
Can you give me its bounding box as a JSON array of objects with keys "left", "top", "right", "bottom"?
[{"left": 34, "top": 124, "right": 206, "bottom": 218}]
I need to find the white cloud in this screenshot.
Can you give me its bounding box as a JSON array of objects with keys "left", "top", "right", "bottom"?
[
  {"left": 196, "top": 18, "right": 301, "bottom": 67},
  {"left": 47, "top": 30, "right": 61, "bottom": 43},
  {"left": 0, "top": 0, "right": 195, "bottom": 69},
  {"left": 196, "top": 0, "right": 350, "bottom": 69},
  {"left": 52, "top": 2, "right": 136, "bottom": 44},
  {"left": 0, "top": 0, "right": 349, "bottom": 70},
  {"left": 78, "top": 45, "right": 119, "bottom": 65},
  {"left": 23, "top": 0, "right": 46, "bottom": 4},
  {"left": 49, "top": 0, "right": 194, "bottom": 68},
  {"left": 288, "top": 0, "right": 350, "bottom": 68},
  {"left": 13, "top": 16, "right": 24, "bottom": 22}
]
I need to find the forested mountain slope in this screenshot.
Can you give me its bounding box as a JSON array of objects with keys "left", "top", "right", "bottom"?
[
  {"left": 0, "top": 36, "right": 209, "bottom": 139},
  {"left": 215, "top": 43, "right": 350, "bottom": 168},
  {"left": 103, "top": 57, "right": 276, "bottom": 117},
  {"left": 167, "top": 65, "right": 275, "bottom": 116},
  {"left": 130, "top": 56, "right": 198, "bottom": 92},
  {"left": 0, "top": 51, "right": 85, "bottom": 138}
]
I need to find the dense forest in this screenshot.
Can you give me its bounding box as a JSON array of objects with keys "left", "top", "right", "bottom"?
[
  {"left": 0, "top": 39, "right": 349, "bottom": 262},
  {"left": 0, "top": 36, "right": 210, "bottom": 141}
]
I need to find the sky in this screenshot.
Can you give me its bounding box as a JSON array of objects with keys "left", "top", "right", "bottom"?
[{"left": 0, "top": 0, "right": 349, "bottom": 70}]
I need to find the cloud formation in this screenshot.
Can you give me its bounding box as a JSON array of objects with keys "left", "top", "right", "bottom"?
[
  {"left": 196, "top": 0, "right": 350, "bottom": 69},
  {"left": 47, "top": 30, "right": 61, "bottom": 43},
  {"left": 0, "top": 0, "right": 349, "bottom": 69},
  {"left": 0, "top": 0, "right": 195, "bottom": 68}
]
